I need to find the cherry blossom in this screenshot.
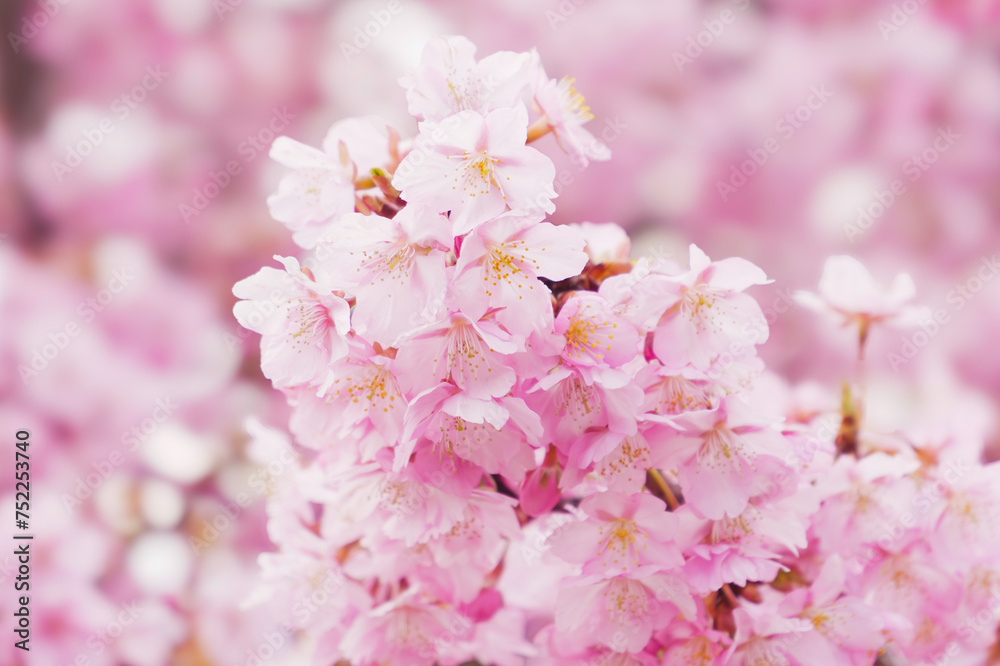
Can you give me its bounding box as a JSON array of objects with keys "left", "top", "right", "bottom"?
[
  {"left": 637, "top": 244, "right": 771, "bottom": 371},
  {"left": 399, "top": 35, "right": 536, "bottom": 123},
  {"left": 794, "top": 255, "right": 932, "bottom": 347},
  {"left": 313, "top": 204, "right": 452, "bottom": 346},
  {"left": 233, "top": 34, "right": 1000, "bottom": 666},
  {"left": 549, "top": 491, "right": 684, "bottom": 575},
  {"left": 268, "top": 116, "right": 394, "bottom": 248},
  {"left": 452, "top": 211, "right": 588, "bottom": 335},
  {"left": 392, "top": 106, "right": 557, "bottom": 235},
  {"left": 232, "top": 255, "right": 350, "bottom": 388},
  {"left": 531, "top": 63, "right": 611, "bottom": 166},
  {"left": 651, "top": 395, "right": 794, "bottom": 520}
]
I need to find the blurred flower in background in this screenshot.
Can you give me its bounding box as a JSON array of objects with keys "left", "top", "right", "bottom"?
[{"left": 1, "top": 0, "right": 999, "bottom": 663}]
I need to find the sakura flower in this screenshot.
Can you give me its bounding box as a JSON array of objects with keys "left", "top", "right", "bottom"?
[
  {"left": 393, "top": 312, "right": 519, "bottom": 400},
  {"left": 446, "top": 606, "right": 538, "bottom": 666},
  {"left": 561, "top": 429, "right": 665, "bottom": 495},
  {"left": 855, "top": 545, "right": 963, "bottom": 660},
  {"left": 452, "top": 210, "right": 588, "bottom": 335},
  {"left": 520, "top": 446, "right": 563, "bottom": 517},
  {"left": 313, "top": 204, "right": 452, "bottom": 347},
  {"left": 809, "top": 452, "right": 922, "bottom": 562},
  {"left": 526, "top": 367, "right": 643, "bottom": 463},
  {"left": 392, "top": 106, "right": 557, "bottom": 235},
  {"left": 233, "top": 255, "right": 350, "bottom": 388},
  {"left": 548, "top": 491, "right": 684, "bottom": 575},
  {"left": 569, "top": 221, "right": 631, "bottom": 264},
  {"left": 925, "top": 464, "right": 1000, "bottom": 567},
  {"left": 399, "top": 382, "right": 543, "bottom": 481},
  {"left": 775, "top": 555, "right": 887, "bottom": 666},
  {"left": 650, "top": 394, "right": 794, "bottom": 520},
  {"left": 316, "top": 342, "right": 406, "bottom": 446},
  {"left": 268, "top": 116, "right": 393, "bottom": 248},
  {"left": 530, "top": 625, "right": 662, "bottom": 666},
  {"left": 399, "top": 35, "right": 535, "bottom": 122},
  {"left": 794, "top": 255, "right": 932, "bottom": 346},
  {"left": 638, "top": 363, "right": 715, "bottom": 416},
  {"left": 231, "top": 33, "right": 1000, "bottom": 666},
  {"left": 552, "top": 291, "right": 641, "bottom": 384},
  {"left": 338, "top": 589, "right": 469, "bottom": 666},
  {"left": 531, "top": 63, "right": 611, "bottom": 166},
  {"left": 659, "top": 628, "right": 729, "bottom": 666},
  {"left": 554, "top": 571, "right": 695, "bottom": 654},
  {"left": 637, "top": 244, "right": 771, "bottom": 371},
  {"left": 318, "top": 460, "right": 483, "bottom": 548},
  {"left": 677, "top": 499, "right": 810, "bottom": 594},
  {"left": 726, "top": 603, "right": 816, "bottom": 666}
]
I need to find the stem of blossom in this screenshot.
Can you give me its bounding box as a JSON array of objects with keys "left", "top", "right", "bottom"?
[
  {"left": 356, "top": 195, "right": 375, "bottom": 215},
  {"left": 856, "top": 318, "right": 869, "bottom": 453},
  {"left": 874, "top": 647, "right": 907, "bottom": 666},
  {"left": 370, "top": 168, "right": 401, "bottom": 200},
  {"left": 526, "top": 116, "right": 553, "bottom": 143},
  {"left": 646, "top": 469, "right": 680, "bottom": 510},
  {"left": 835, "top": 382, "right": 859, "bottom": 457},
  {"left": 720, "top": 583, "right": 739, "bottom": 608}
]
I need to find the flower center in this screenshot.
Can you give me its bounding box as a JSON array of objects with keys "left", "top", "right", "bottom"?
[
  {"left": 561, "top": 76, "right": 594, "bottom": 121},
  {"left": 289, "top": 299, "right": 330, "bottom": 347}
]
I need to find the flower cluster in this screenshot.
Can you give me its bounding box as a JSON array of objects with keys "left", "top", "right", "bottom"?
[{"left": 236, "top": 36, "right": 1000, "bottom": 666}]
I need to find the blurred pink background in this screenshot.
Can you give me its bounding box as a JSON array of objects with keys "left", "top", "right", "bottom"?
[{"left": 2, "top": 0, "right": 1000, "bottom": 663}]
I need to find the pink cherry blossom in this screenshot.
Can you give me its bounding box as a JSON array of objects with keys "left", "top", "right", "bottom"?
[
  {"left": 399, "top": 35, "right": 536, "bottom": 123},
  {"left": 231, "top": 33, "right": 1000, "bottom": 666},
  {"left": 268, "top": 116, "right": 393, "bottom": 248},
  {"left": 398, "top": 382, "right": 543, "bottom": 481},
  {"left": 570, "top": 221, "right": 631, "bottom": 264},
  {"left": 313, "top": 204, "right": 452, "bottom": 347},
  {"left": 638, "top": 244, "right": 771, "bottom": 371},
  {"left": 549, "top": 491, "right": 684, "bottom": 575},
  {"left": 552, "top": 291, "right": 641, "bottom": 382},
  {"left": 392, "top": 106, "right": 557, "bottom": 235},
  {"left": 651, "top": 395, "right": 794, "bottom": 520},
  {"left": 393, "top": 312, "right": 519, "bottom": 400},
  {"left": 452, "top": 211, "right": 588, "bottom": 335},
  {"left": 795, "top": 255, "right": 933, "bottom": 354},
  {"left": 531, "top": 63, "right": 611, "bottom": 166},
  {"left": 233, "top": 255, "right": 350, "bottom": 388},
  {"left": 554, "top": 571, "right": 695, "bottom": 654},
  {"left": 317, "top": 342, "right": 406, "bottom": 446}
]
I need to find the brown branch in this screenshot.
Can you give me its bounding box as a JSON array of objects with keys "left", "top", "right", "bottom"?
[{"left": 646, "top": 469, "right": 680, "bottom": 510}]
